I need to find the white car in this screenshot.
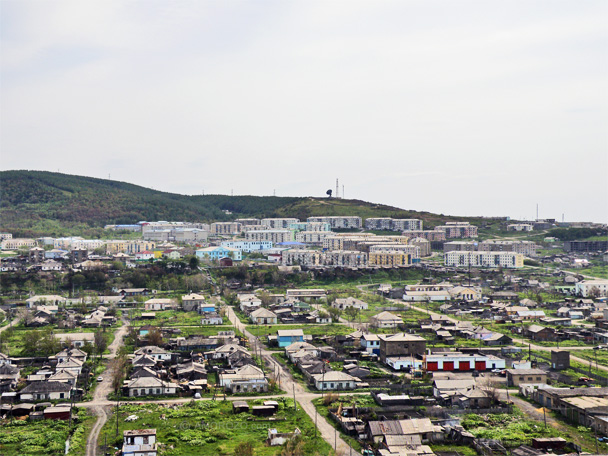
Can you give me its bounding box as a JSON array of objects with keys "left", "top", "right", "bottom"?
[{"left": 97, "top": 376, "right": 103, "bottom": 382}]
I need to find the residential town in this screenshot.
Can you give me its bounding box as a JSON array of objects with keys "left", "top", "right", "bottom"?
[{"left": 0, "top": 216, "right": 607, "bottom": 456}]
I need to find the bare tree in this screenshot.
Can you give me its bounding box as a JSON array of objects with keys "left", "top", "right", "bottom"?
[
  {"left": 94, "top": 328, "right": 108, "bottom": 359},
  {"left": 110, "top": 354, "right": 128, "bottom": 394},
  {"left": 478, "top": 378, "right": 500, "bottom": 404}
]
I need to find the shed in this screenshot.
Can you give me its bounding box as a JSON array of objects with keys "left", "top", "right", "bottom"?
[
  {"left": 44, "top": 405, "right": 71, "bottom": 420},
  {"left": 232, "top": 401, "right": 250, "bottom": 414},
  {"left": 251, "top": 405, "right": 275, "bottom": 417},
  {"left": 263, "top": 401, "right": 279, "bottom": 412}
]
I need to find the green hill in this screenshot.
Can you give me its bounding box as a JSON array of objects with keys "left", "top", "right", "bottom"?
[{"left": 0, "top": 170, "right": 495, "bottom": 238}]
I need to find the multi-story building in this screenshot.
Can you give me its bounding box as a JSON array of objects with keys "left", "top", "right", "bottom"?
[
  {"left": 322, "top": 233, "right": 408, "bottom": 251},
  {"left": 53, "top": 237, "right": 106, "bottom": 250},
  {"left": 479, "top": 240, "right": 537, "bottom": 256},
  {"left": 307, "top": 216, "right": 362, "bottom": 229},
  {"left": 1, "top": 238, "right": 37, "bottom": 250},
  {"left": 564, "top": 240, "right": 608, "bottom": 253},
  {"left": 220, "top": 240, "right": 272, "bottom": 252},
  {"left": 141, "top": 221, "right": 209, "bottom": 235},
  {"left": 401, "top": 230, "right": 446, "bottom": 242},
  {"left": 434, "top": 222, "right": 478, "bottom": 238},
  {"left": 0, "top": 233, "right": 12, "bottom": 241},
  {"left": 105, "top": 240, "right": 156, "bottom": 255},
  {"left": 143, "top": 228, "right": 209, "bottom": 243},
  {"left": 245, "top": 230, "right": 293, "bottom": 244},
  {"left": 29, "top": 247, "right": 45, "bottom": 264},
  {"left": 210, "top": 222, "right": 242, "bottom": 235},
  {"left": 368, "top": 251, "right": 413, "bottom": 267},
  {"left": 444, "top": 251, "right": 524, "bottom": 268},
  {"left": 289, "top": 222, "right": 331, "bottom": 232},
  {"left": 575, "top": 280, "right": 608, "bottom": 297},
  {"left": 235, "top": 218, "right": 261, "bottom": 226},
  {"left": 261, "top": 218, "right": 299, "bottom": 229},
  {"left": 281, "top": 249, "right": 322, "bottom": 267},
  {"left": 443, "top": 241, "right": 477, "bottom": 252},
  {"left": 409, "top": 238, "right": 431, "bottom": 257},
  {"left": 507, "top": 224, "right": 533, "bottom": 232},
  {"left": 322, "top": 250, "right": 368, "bottom": 268},
  {"left": 365, "top": 218, "right": 423, "bottom": 231},
  {"left": 195, "top": 246, "right": 242, "bottom": 262},
  {"left": 294, "top": 231, "right": 331, "bottom": 244}
]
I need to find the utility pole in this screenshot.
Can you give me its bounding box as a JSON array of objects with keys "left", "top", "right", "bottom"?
[{"left": 293, "top": 385, "right": 297, "bottom": 411}]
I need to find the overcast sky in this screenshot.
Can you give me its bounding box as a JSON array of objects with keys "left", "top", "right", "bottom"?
[{"left": 1, "top": 1, "right": 607, "bottom": 222}]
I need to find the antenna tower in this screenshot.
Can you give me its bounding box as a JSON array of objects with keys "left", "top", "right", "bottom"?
[{"left": 336, "top": 179, "right": 339, "bottom": 199}]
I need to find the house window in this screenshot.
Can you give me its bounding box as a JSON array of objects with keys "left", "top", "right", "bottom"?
[
  {"left": 60, "top": 393, "right": 65, "bottom": 398},
  {"left": 157, "top": 389, "right": 161, "bottom": 394}
]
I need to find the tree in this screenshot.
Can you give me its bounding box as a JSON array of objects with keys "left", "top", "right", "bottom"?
[
  {"left": 280, "top": 435, "right": 305, "bottom": 456},
  {"left": 344, "top": 306, "right": 359, "bottom": 323},
  {"left": 110, "top": 354, "right": 128, "bottom": 394},
  {"left": 188, "top": 256, "right": 199, "bottom": 270},
  {"left": 146, "top": 327, "right": 163, "bottom": 346},
  {"left": 327, "top": 306, "right": 342, "bottom": 323},
  {"left": 94, "top": 328, "right": 108, "bottom": 359}
]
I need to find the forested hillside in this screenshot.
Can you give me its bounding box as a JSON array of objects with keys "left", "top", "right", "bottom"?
[{"left": 0, "top": 170, "right": 490, "bottom": 237}]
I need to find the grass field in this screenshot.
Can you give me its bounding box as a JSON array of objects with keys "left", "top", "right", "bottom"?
[
  {"left": 0, "top": 408, "right": 95, "bottom": 456},
  {"left": 98, "top": 399, "right": 332, "bottom": 456},
  {"left": 130, "top": 310, "right": 209, "bottom": 327}
]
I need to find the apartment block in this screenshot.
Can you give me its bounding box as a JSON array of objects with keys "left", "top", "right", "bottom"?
[
  {"left": 507, "top": 224, "right": 533, "bottom": 232},
  {"left": 235, "top": 218, "right": 261, "bottom": 226},
  {"left": 210, "top": 222, "right": 242, "bottom": 235},
  {"left": 409, "top": 238, "right": 431, "bottom": 257},
  {"left": 289, "top": 222, "right": 331, "bottom": 232},
  {"left": 369, "top": 244, "right": 419, "bottom": 257},
  {"left": 281, "top": 249, "right": 322, "bottom": 267},
  {"left": 564, "top": 240, "right": 608, "bottom": 253},
  {"left": 294, "top": 231, "right": 331, "bottom": 244},
  {"left": 220, "top": 240, "right": 272, "bottom": 252},
  {"left": 434, "top": 222, "right": 478, "bottom": 238},
  {"left": 365, "top": 218, "right": 423, "bottom": 231},
  {"left": 245, "top": 230, "right": 293, "bottom": 244},
  {"left": 307, "top": 216, "right": 362, "bottom": 229},
  {"left": 575, "top": 280, "right": 608, "bottom": 297},
  {"left": 105, "top": 240, "right": 156, "bottom": 255},
  {"left": 141, "top": 221, "right": 209, "bottom": 235},
  {"left": 368, "top": 251, "right": 413, "bottom": 267},
  {"left": 444, "top": 251, "right": 524, "bottom": 268},
  {"left": 53, "top": 237, "right": 106, "bottom": 250},
  {"left": 1, "top": 238, "right": 37, "bottom": 250},
  {"left": 401, "top": 230, "right": 446, "bottom": 242},
  {"left": 323, "top": 250, "right": 368, "bottom": 268},
  {"left": 144, "top": 228, "right": 209, "bottom": 243},
  {"left": 479, "top": 240, "right": 537, "bottom": 256},
  {"left": 0, "top": 233, "right": 12, "bottom": 241},
  {"left": 443, "top": 241, "right": 477, "bottom": 252},
  {"left": 261, "top": 218, "right": 299, "bottom": 229}
]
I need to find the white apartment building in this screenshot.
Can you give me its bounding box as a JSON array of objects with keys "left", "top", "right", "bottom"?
[
  {"left": 235, "top": 218, "right": 261, "bottom": 226},
  {"left": 369, "top": 244, "right": 420, "bottom": 257},
  {"left": 323, "top": 250, "right": 368, "bottom": 268},
  {"left": 444, "top": 251, "right": 524, "bottom": 268},
  {"left": 575, "top": 280, "right": 608, "bottom": 297},
  {"left": 365, "top": 218, "right": 423, "bottom": 231},
  {"left": 307, "top": 216, "right": 362, "bottom": 229},
  {"left": 210, "top": 222, "right": 242, "bottom": 235},
  {"left": 246, "top": 230, "right": 293, "bottom": 244},
  {"left": 294, "top": 231, "right": 331, "bottom": 244},
  {"left": 479, "top": 240, "right": 537, "bottom": 256},
  {"left": 435, "top": 222, "right": 478, "bottom": 238},
  {"left": 507, "top": 224, "right": 534, "bottom": 232},
  {"left": 221, "top": 240, "right": 273, "bottom": 252},
  {"left": 261, "top": 218, "right": 299, "bottom": 229},
  {"left": 1, "top": 238, "right": 37, "bottom": 250},
  {"left": 0, "top": 233, "right": 12, "bottom": 241},
  {"left": 281, "top": 249, "right": 322, "bottom": 267},
  {"left": 409, "top": 238, "right": 431, "bottom": 257}
]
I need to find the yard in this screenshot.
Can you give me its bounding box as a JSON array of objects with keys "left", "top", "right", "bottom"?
[
  {"left": 98, "top": 398, "right": 332, "bottom": 456},
  {"left": 0, "top": 408, "right": 95, "bottom": 456},
  {"left": 130, "top": 310, "right": 211, "bottom": 327}
]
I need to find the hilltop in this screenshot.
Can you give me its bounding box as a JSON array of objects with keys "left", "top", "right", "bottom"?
[{"left": 0, "top": 170, "right": 497, "bottom": 237}]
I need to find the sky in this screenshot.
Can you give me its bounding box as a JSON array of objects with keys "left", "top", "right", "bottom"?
[{"left": 1, "top": 0, "right": 607, "bottom": 223}]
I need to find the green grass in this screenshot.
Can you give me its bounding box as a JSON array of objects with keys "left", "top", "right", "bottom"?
[
  {"left": 130, "top": 310, "right": 210, "bottom": 327},
  {"left": 246, "top": 323, "right": 353, "bottom": 340},
  {"left": 431, "top": 445, "right": 479, "bottom": 456},
  {"left": 563, "top": 265, "right": 608, "bottom": 279},
  {"left": 98, "top": 399, "right": 332, "bottom": 456},
  {"left": 0, "top": 407, "right": 94, "bottom": 456}
]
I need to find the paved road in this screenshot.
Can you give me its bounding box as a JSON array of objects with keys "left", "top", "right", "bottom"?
[{"left": 85, "top": 318, "right": 130, "bottom": 456}]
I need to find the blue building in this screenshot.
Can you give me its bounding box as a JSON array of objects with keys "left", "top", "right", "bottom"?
[
  {"left": 220, "top": 240, "right": 272, "bottom": 253},
  {"left": 195, "top": 246, "right": 242, "bottom": 261},
  {"left": 277, "top": 329, "right": 304, "bottom": 348}
]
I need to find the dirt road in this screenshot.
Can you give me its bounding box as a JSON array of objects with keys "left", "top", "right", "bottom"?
[{"left": 85, "top": 318, "right": 129, "bottom": 456}]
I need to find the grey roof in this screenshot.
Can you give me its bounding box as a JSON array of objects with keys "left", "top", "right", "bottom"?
[{"left": 20, "top": 381, "right": 71, "bottom": 394}]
